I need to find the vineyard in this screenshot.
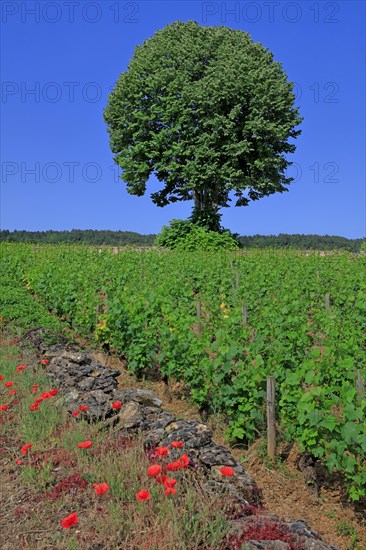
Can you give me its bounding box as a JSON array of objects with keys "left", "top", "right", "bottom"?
[{"left": 1, "top": 244, "right": 365, "bottom": 502}]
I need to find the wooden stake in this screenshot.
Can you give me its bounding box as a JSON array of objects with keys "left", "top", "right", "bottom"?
[
  {"left": 267, "top": 376, "right": 276, "bottom": 461},
  {"left": 357, "top": 369, "right": 365, "bottom": 402},
  {"left": 325, "top": 293, "right": 330, "bottom": 313}
]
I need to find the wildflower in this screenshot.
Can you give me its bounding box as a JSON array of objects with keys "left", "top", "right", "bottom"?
[
  {"left": 21, "top": 443, "right": 32, "bottom": 455},
  {"left": 171, "top": 441, "right": 184, "bottom": 449},
  {"left": 49, "top": 389, "right": 59, "bottom": 396},
  {"left": 167, "top": 461, "right": 181, "bottom": 471},
  {"left": 32, "top": 384, "right": 39, "bottom": 394},
  {"left": 8, "top": 390, "right": 16, "bottom": 396},
  {"left": 79, "top": 405, "right": 88, "bottom": 412},
  {"left": 136, "top": 489, "right": 150, "bottom": 501},
  {"left": 164, "top": 478, "right": 177, "bottom": 489},
  {"left": 40, "top": 359, "right": 49, "bottom": 365},
  {"left": 220, "top": 466, "right": 234, "bottom": 477},
  {"left": 156, "top": 446, "right": 169, "bottom": 457},
  {"left": 35, "top": 397, "right": 44, "bottom": 404},
  {"left": 61, "top": 512, "right": 78, "bottom": 528},
  {"left": 72, "top": 410, "right": 80, "bottom": 417},
  {"left": 0, "top": 317, "right": 3, "bottom": 322},
  {"left": 41, "top": 391, "right": 51, "bottom": 399},
  {"left": 155, "top": 474, "right": 167, "bottom": 484},
  {"left": 179, "top": 454, "right": 190, "bottom": 468},
  {"left": 77, "top": 441, "right": 92, "bottom": 449},
  {"left": 5, "top": 381, "right": 14, "bottom": 387},
  {"left": 15, "top": 459, "right": 22, "bottom": 465},
  {"left": 93, "top": 483, "right": 109, "bottom": 495},
  {"left": 0, "top": 375, "right": 3, "bottom": 381},
  {"left": 148, "top": 464, "right": 162, "bottom": 477},
  {"left": 112, "top": 401, "right": 122, "bottom": 410},
  {"left": 0, "top": 404, "right": 8, "bottom": 411},
  {"left": 30, "top": 402, "right": 39, "bottom": 411},
  {"left": 16, "top": 365, "right": 26, "bottom": 373}
]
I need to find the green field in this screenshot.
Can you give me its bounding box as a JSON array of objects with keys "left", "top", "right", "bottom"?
[{"left": 1, "top": 244, "right": 365, "bottom": 500}]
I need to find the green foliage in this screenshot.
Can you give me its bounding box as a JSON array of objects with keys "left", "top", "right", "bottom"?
[
  {"left": 104, "top": 21, "right": 302, "bottom": 228},
  {"left": 2, "top": 244, "right": 366, "bottom": 500},
  {"left": 155, "top": 220, "right": 239, "bottom": 251}
]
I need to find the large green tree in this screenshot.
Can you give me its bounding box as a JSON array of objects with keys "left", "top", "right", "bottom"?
[{"left": 104, "top": 21, "right": 302, "bottom": 231}]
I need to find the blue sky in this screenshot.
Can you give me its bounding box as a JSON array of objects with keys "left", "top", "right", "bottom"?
[{"left": 1, "top": 0, "right": 365, "bottom": 238}]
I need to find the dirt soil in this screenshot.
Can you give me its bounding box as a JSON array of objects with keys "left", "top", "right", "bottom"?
[{"left": 92, "top": 349, "right": 366, "bottom": 550}]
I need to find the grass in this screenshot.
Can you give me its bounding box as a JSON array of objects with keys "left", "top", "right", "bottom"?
[{"left": 0, "top": 336, "right": 242, "bottom": 550}]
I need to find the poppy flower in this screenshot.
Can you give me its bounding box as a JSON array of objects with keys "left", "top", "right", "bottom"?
[
  {"left": 156, "top": 446, "right": 169, "bottom": 457},
  {"left": 179, "top": 454, "right": 190, "bottom": 468},
  {"left": 5, "top": 381, "right": 14, "bottom": 387},
  {"left": 8, "top": 390, "right": 16, "bottom": 396},
  {"left": 35, "top": 397, "right": 44, "bottom": 404},
  {"left": 15, "top": 459, "right": 22, "bottom": 465},
  {"left": 167, "top": 461, "right": 181, "bottom": 471},
  {"left": 32, "top": 385, "right": 39, "bottom": 394},
  {"left": 171, "top": 441, "right": 184, "bottom": 449},
  {"left": 61, "top": 512, "right": 78, "bottom": 528},
  {"left": 79, "top": 405, "right": 88, "bottom": 412},
  {"left": 112, "top": 401, "right": 122, "bottom": 410},
  {"left": 77, "top": 441, "right": 92, "bottom": 449},
  {"left": 93, "top": 483, "right": 109, "bottom": 495},
  {"left": 0, "top": 404, "right": 8, "bottom": 411},
  {"left": 0, "top": 317, "right": 3, "bottom": 322},
  {"left": 0, "top": 375, "right": 3, "bottom": 381},
  {"left": 16, "top": 365, "right": 26, "bottom": 373},
  {"left": 40, "top": 359, "right": 49, "bottom": 365},
  {"left": 30, "top": 403, "right": 39, "bottom": 411},
  {"left": 164, "top": 478, "right": 177, "bottom": 489},
  {"left": 155, "top": 474, "right": 167, "bottom": 484},
  {"left": 147, "top": 464, "right": 162, "bottom": 477},
  {"left": 72, "top": 410, "right": 80, "bottom": 417},
  {"left": 41, "top": 392, "right": 51, "bottom": 399},
  {"left": 21, "top": 443, "right": 32, "bottom": 455},
  {"left": 165, "top": 487, "right": 177, "bottom": 495},
  {"left": 136, "top": 489, "right": 150, "bottom": 501},
  {"left": 49, "top": 389, "right": 59, "bottom": 396},
  {"left": 220, "top": 466, "right": 234, "bottom": 477}
]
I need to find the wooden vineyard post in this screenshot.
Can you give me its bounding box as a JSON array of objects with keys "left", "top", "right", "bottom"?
[
  {"left": 242, "top": 301, "right": 247, "bottom": 325},
  {"left": 266, "top": 376, "right": 276, "bottom": 462},
  {"left": 236, "top": 271, "right": 239, "bottom": 290},
  {"left": 356, "top": 369, "right": 365, "bottom": 402},
  {"left": 325, "top": 293, "right": 330, "bottom": 313},
  {"left": 196, "top": 300, "right": 202, "bottom": 335}
]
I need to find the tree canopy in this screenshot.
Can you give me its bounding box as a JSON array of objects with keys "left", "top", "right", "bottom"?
[{"left": 104, "top": 21, "right": 302, "bottom": 231}]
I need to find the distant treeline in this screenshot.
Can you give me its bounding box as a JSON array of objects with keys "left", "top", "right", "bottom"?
[{"left": 0, "top": 230, "right": 363, "bottom": 252}]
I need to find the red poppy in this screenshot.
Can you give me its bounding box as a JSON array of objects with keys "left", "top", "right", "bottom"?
[
  {"left": 72, "top": 410, "right": 80, "bottom": 417},
  {"left": 156, "top": 446, "right": 169, "bottom": 457},
  {"left": 41, "top": 391, "right": 51, "bottom": 399},
  {"left": 5, "top": 381, "right": 14, "bottom": 387},
  {"left": 220, "top": 466, "right": 234, "bottom": 477},
  {"left": 77, "top": 441, "right": 92, "bottom": 449},
  {"left": 171, "top": 440, "right": 184, "bottom": 449},
  {"left": 0, "top": 404, "right": 8, "bottom": 411},
  {"left": 30, "top": 402, "right": 39, "bottom": 411},
  {"left": 61, "top": 512, "right": 78, "bottom": 528},
  {"left": 111, "top": 401, "right": 123, "bottom": 410},
  {"left": 164, "top": 478, "right": 177, "bottom": 489},
  {"left": 179, "top": 454, "right": 190, "bottom": 468},
  {"left": 155, "top": 474, "right": 167, "bottom": 484},
  {"left": 165, "top": 487, "right": 177, "bottom": 495},
  {"left": 40, "top": 359, "right": 49, "bottom": 365},
  {"left": 147, "top": 464, "right": 162, "bottom": 477},
  {"left": 0, "top": 317, "right": 3, "bottom": 322},
  {"left": 21, "top": 443, "right": 32, "bottom": 455},
  {"left": 0, "top": 375, "right": 3, "bottom": 381},
  {"left": 136, "top": 489, "right": 150, "bottom": 501},
  {"left": 167, "top": 461, "right": 181, "bottom": 471},
  {"left": 93, "top": 483, "right": 109, "bottom": 495},
  {"left": 15, "top": 459, "right": 22, "bottom": 465},
  {"left": 8, "top": 390, "right": 16, "bottom": 396},
  {"left": 32, "top": 384, "right": 39, "bottom": 394},
  {"left": 35, "top": 397, "right": 44, "bottom": 404},
  {"left": 16, "top": 365, "right": 26, "bottom": 373},
  {"left": 79, "top": 405, "right": 88, "bottom": 412},
  {"left": 49, "top": 389, "right": 59, "bottom": 396}
]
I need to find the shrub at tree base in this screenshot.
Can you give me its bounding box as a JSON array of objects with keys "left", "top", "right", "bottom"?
[{"left": 155, "top": 220, "right": 239, "bottom": 251}]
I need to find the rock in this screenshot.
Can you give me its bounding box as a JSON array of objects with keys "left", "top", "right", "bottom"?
[
  {"left": 245, "top": 541, "right": 289, "bottom": 550},
  {"left": 112, "top": 388, "right": 162, "bottom": 408}
]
